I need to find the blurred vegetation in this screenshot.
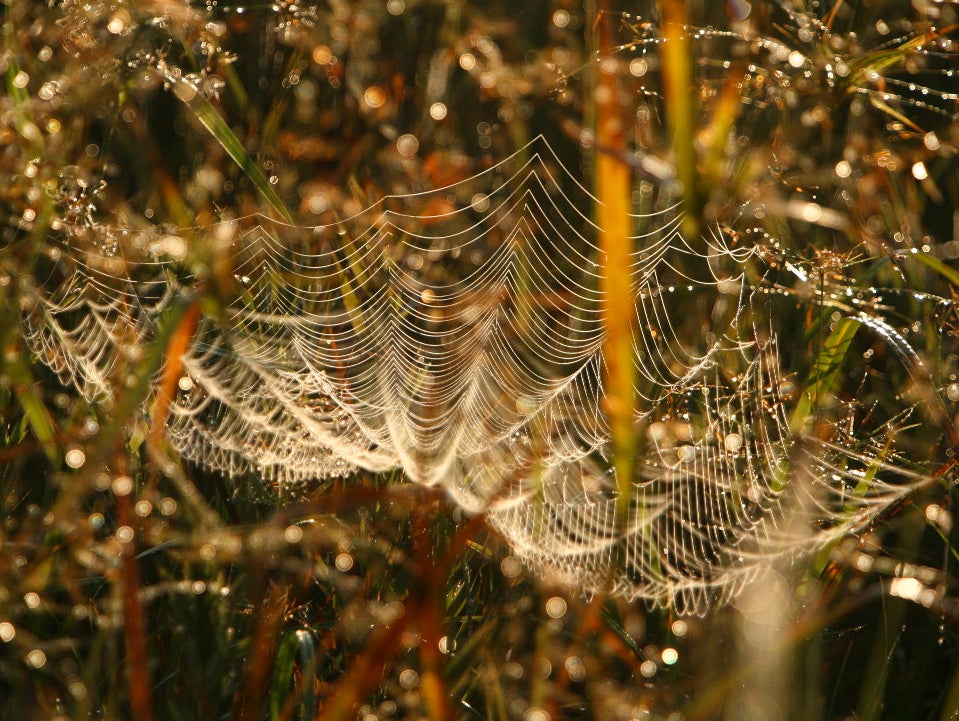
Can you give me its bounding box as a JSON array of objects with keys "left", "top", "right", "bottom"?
[{"left": 1, "top": 1, "right": 959, "bottom": 720}]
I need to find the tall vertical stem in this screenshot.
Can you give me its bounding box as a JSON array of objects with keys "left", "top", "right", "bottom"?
[
  {"left": 596, "top": 3, "right": 636, "bottom": 520},
  {"left": 660, "top": 0, "right": 698, "bottom": 239}
]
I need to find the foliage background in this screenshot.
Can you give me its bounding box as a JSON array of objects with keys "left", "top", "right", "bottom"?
[{"left": 2, "top": 0, "right": 959, "bottom": 719}]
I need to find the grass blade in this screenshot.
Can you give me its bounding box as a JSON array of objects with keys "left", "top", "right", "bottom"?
[
  {"left": 168, "top": 75, "right": 294, "bottom": 223},
  {"left": 596, "top": 3, "right": 637, "bottom": 520},
  {"left": 790, "top": 317, "right": 861, "bottom": 436},
  {"left": 914, "top": 252, "right": 959, "bottom": 288}
]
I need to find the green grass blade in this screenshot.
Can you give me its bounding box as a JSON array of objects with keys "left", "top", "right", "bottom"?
[
  {"left": 790, "top": 317, "right": 861, "bottom": 436},
  {"left": 169, "top": 76, "right": 294, "bottom": 223},
  {"left": 914, "top": 252, "right": 959, "bottom": 287},
  {"left": 3, "top": 21, "right": 44, "bottom": 153},
  {"left": 296, "top": 630, "right": 317, "bottom": 721},
  {"left": 268, "top": 631, "right": 298, "bottom": 721},
  {"left": 6, "top": 353, "right": 58, "bottom": 464}
]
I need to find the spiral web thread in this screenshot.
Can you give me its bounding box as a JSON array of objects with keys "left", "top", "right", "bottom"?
[{"left": 25, "top": 136, "right": 944, "bottom": 613}]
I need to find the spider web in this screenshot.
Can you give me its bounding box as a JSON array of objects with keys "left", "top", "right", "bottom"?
[{"left": 24, "top": 136, "right": 947, "bottom": 613}]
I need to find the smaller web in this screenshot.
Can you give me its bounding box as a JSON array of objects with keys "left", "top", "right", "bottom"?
[{"left": 25, "top": 136, "right": 951, "bottom": 613}]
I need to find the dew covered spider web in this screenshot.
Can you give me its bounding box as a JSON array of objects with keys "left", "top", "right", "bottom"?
[{"left": 24, "top": 134, "right": 955, "bottom": 613}]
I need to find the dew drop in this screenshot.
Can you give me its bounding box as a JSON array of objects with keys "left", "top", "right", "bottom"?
[
  {"left": 398, "top": 668, "right": 419, "bottom": 689},
  {"left": 629, "top": 58, "right": 648, "bottom": 77},
  {"left": 26, "top": 649, "right": 47, "bottom": 668},
  {"left": 396, "top": 134, "right": 419, "bottom": 157},
  {"left": 158, "top": 497, "right": 178, "bottom": 516},
  {"left": 545, "top": 596, "right": 567, "bottom": 618},
  {"left": 107, "top": 9, "right": 130, "bottom": 35},
  {"left": 112, "top": 476, "right": 133, "bottom": 496},
  {"left": 501, "top": 555, "right": 522, "bottom": 578},
  {"left": 65, "top": 448, "right": 85, "bottom": 469},
  {"left": 363, "top": 86, "right": 385, "bottom": 108},
  {"left": 173, "top": 79, "right": 198, "bottom": 102},
  {"left": 312, "top": 45, "right": 333, "bottom": 64}
]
